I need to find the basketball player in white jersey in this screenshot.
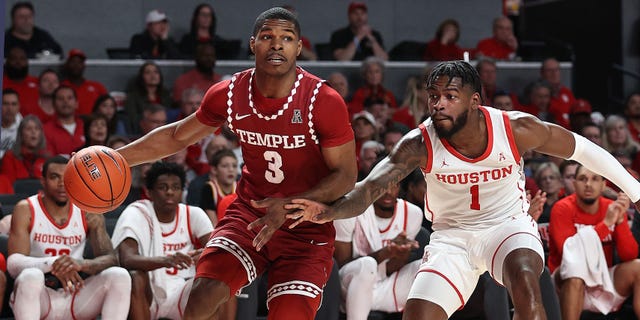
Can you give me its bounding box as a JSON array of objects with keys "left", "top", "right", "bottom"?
[
  {"left": 7, "top": 155, "right": 132, "bottom": 320},
  {"left": 111, "top": 162, "right": 221, "bottom": 320},
  {"left": 334, "top": 157, "right": 423, "bottom": 319},
  {"left": 286, "top": 60, "right": 640, "bottom": 320}
]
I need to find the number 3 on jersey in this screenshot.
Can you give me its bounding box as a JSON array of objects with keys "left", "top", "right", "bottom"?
[
  {"left": 264, "top": 151, "right": 284, "bottom": 184},
  {"left": 469, "top": 184, "right": 480, "bottom": 210}
]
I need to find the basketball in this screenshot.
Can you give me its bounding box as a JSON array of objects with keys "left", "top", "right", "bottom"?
[{"left": 64, "top": 146, "right": 131, "bottom": 214}]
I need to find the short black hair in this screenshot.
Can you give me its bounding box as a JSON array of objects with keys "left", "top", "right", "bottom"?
[
  {"left": 43, "top": 155, "right": 69, "bottom": 177},
  {"left": 363, "top": 97, "right": 386, "bottom": 109},
  {"left": 144, "top": 161, "right": 186, "bottom": 190},
  {"left": 559, "top": 159, "right": 578, "bottom": 176},
  {"left": 427, "top": 60, "right": 482, "bottom": 95},
  {"left": 11, "top": 2, "right": 34, "bottom": 18},
  {"left": 3, "top": 88, "right": 19, "bottom": 97},
  {"left": 252, "top": 7, "right": 300, "bottom": 37}
]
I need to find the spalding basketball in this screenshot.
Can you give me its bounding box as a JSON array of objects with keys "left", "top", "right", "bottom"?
[{"left": 64, "top": 146, "right": 131, "bottom": 214}]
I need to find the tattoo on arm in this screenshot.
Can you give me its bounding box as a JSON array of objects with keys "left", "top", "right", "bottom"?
[
  {"left": 334, "top": 133, "right": 426, "bottom": 220},
  {"left": 84, "top": 214, "right": 117, "bottom": 274}
]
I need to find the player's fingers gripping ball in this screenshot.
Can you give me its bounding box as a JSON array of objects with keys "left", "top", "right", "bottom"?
[{"left": 64, "top": 146, "right": 131, "bottom": 214}]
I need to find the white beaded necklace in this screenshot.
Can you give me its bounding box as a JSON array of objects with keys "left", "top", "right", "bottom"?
[{"left": 247, "top": 68, "right": 303, "bottom": 121}]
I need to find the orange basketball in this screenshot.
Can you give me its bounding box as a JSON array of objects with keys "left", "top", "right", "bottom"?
[{"left": 64, "top": 146, "right": 131, "bottom": 214}]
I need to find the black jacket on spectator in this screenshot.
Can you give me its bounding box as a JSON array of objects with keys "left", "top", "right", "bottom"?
[
  {"left": 4, "top": 27, "right": 63, "bottom": 58},
  {"left": 330, "top": 26, "right": 384, "bottom": 61},
  {"left": 129, "top": 30, "right": 181, "bottom": 60}
]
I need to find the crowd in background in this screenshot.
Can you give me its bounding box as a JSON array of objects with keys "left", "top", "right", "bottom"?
[{"left": 3, "top": 1, "right": 640, "bottom": 319}]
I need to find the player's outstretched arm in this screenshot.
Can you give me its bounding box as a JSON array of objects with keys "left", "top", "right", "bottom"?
[
  {"left": 287, "top": 129, "right": 428, "bottom": 225},
  {"left": 510, "top": 112, "right": 640, "bottom": 210},
  {"left": 117, "top": 113, "right": 217, "bottom": 167}
]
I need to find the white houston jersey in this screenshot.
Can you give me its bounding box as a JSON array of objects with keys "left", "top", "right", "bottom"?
[
  {"left": 419, "top": 106, "right": 528, "bottom": 230},
  {"left": 161, "top": 204, "right": 210, "bottom": 279},
  {"left": 27, "top": 194, "right": 87, "bottom": 259}
]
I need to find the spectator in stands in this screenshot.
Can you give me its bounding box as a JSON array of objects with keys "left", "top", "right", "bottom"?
[
  {"left": 559, "top": 160, "right": 579, "bottom": 196},
  {"left": 106, "top": 135, "right": 130, "bottom": 150},
  {"left": 163, "top": 149, "right": 198, "bottom": 194},
  {"left": 476, "top": 16, "right": 518, "bottom": 61},
  {"left": 602, "top": 114, "right": 639, "bottom": 157},
  {"left": 61, "top": 49, "right": 108, "bottom": 115},
  {"left": 111, "top": 162, "right": 231, "bottom": 320},
  {"left": 172, "top": 43, "right": 221, "bottom": 105},
  {"left": 423, "top": 18, "right": 466, "bottom": 61},
  {"left": 623, "top": 92, "right": 640, "bottom": 143},
  {"left": 200, "top": 149, "right": 238, "bottom": 225},
  {"left": 80, "top": 113, "right": 109, "bottom": 149},
  {"left": 334, "top": 154, "right": 423, "bottom": 319},
  {"left": 0, "top": 115, "right": 48, "bottom": 184},
  {"left": 43, "top": 86, "right": 85, "bottom": 157},
  {"left": 125, "top": 62, "right": 172, "bottom": 135},
  {"left": 3, "top": 46, "right": 39, "bottom": 116},
  {"left": 475, "top": 58, "right": 502, "bottom": 106},
  {"left": 352, "top": 110, "right": 378, "bottom": 161},
  {"left": 1, "top": 89, "right": 22, "bottom": 159},
  {"left": 179, "top": 3, "right": 223, "bottom": 59},
  {"left": 137, "top": 104, "right": 168, "bottom": 137},
  {"left": 4, "top": 1, "right": 62, "bottom": 59},
  {"left": 519, "top": 79, "right": 557, "bottom": 123},
  {"left": 8, "top": 155, "right": 131, "bottom": 319},
  {"left": 393, "top": 74, "right": 427, "bottom": 129},
  {"left": 580, "top": 122, "right": 603, "bottom": 146},
  {"left": 129, "top": 9, "right": 181, "bottom": 60},
  {"left": 351, "top": 57, "right": 398, "bottom": 114},
  {"left": 330, "top": 2, "right": 388, "bottom": 61},
  {"left": 92, "top": 94, "right": 128, "bottom": 137},
  {"left": 364, "top": 98, "right": 408, "bottom": 136},
  {"left": 382, "top": 126, "right": 404, "bottom": 154},
  {"left": 34, "top": 68, "right": 59, "bottom": 123},
  {"left": 358, "top": 140, "right": 384, "bottom": 181},
  {"left": 493, "top": 90, "right": 515, "bottom": 111},
  {"left": 534, "top": 162, "right": 564, "bottom": 223},
  {"left": 327, "top": 71, "right": 351, "bottom": 103},
  {"left": 568, "top": 98, "right": 593, "bottom": 133},
  {"left": 540, "top": 58, "right": 575, "bottom": 129},
  {"left": 186, "top": 135, "right": 233, "bottom": 206},
  {"left": 281, "top": 5, "right": 317, "bottom": 61},
  {"left": 548, "top": 165, "right": 640, "bottom": 320}
]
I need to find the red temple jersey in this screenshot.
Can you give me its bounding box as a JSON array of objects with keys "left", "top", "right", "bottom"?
[
  {"left": 196, "top": 67, "right": 354, "bottom": 204},
  {"left": 548, "top": 194, "right": 639, "bottom": 273}
]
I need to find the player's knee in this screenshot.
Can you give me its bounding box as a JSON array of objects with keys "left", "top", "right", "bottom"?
[
  {"left": 352, "top": 256, "right": 378, "bottom": 282},
  {"left": 504, "top": 249, "right": 543, "bottom": 283},
  {"left": 562, "top": 277, "right": 585, "bottom": 291},
  {"left": 16, "top": 268, "right": 44, "bottom": 288},
  {"left": 189, "top": 277, "right": 230, "bottom": 307},
  {"left": 268, "top": 294, "right": 317, "bottom": 320},
  {"left": 102, "top": 267, "right": 131, "bottom": 291}
]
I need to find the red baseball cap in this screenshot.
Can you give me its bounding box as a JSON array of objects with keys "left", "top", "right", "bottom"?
[
  {"left": 570, "top": 99, "right": 592, "bottom": 114},
  {"left": 67, "top": 48, "right": 86, "bottom": 60},
  {"left": 348, "top": 2, "right": 367, "bottom": 14}
]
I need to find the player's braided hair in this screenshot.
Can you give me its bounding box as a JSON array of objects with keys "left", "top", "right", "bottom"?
[
  {"left": 426, "top": 60, "right": 482, "bottom": 95},
  {"left": 252, "top": 7, "right": 301, "bottom": 37}
]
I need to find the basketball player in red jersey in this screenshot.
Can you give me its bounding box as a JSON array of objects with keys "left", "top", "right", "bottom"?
[
  {"left": 286, "top": 60, "right": 640, "bottom": 320},
  {"left": 117, "top": 7, "right": 356, "bottom": 320}
]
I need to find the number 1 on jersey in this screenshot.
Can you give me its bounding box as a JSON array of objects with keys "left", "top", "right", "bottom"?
[{"left": 469, "top": 184, "right": 480, "bottom": 210}]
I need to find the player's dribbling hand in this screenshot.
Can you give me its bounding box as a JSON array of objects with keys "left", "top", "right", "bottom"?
[
  {"left": 284, "top": 199, "right": 335, "bottom": 229},
  {"left": 247, "top": 198, "right": 291, "bottom": 251}
]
